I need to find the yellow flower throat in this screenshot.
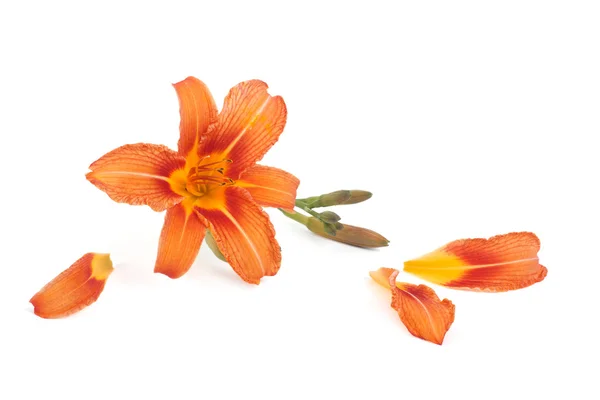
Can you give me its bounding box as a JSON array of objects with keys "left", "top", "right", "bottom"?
[
  {"left": 185, "top": 156, "right": 234, "bottom": 197},
  {"left": 171, "top": 156, "right": 235, "bottom": 200}
]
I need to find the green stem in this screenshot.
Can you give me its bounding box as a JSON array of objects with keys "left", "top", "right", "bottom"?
[
  {"left": 294, "top": 200, "right": 323, "bottom": 219},
  {"left": 296, "top": 195, "right": 319, "bottom": 207},
  {"left": 279, "top": 208, "right": 310, "bottom": 225}
]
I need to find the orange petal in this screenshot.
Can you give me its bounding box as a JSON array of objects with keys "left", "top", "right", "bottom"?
[
  {"left": 369, "top": 267, "right": 397, "bottom": 289},
  {"left": 200, "top": 80, "right": 287, "bottom": 177},
  {"left": 30, "top": 253, "right": 114, "bottom": 319},
  {"left": 370, "top": 268, "right": 455, "bottom": 345},
  {"left": 199, "top": 186, "right": 281, "bottom": 284},
  {"left": 237, "top": 165, "right": 299, "bottom": 209},
  {"left": 404, "top": 232, "right": 548, "bottom": 292},
  {"left": 87, "top": 143, "right": 185, "bottom": 211},
  {"left": 154, "top": 201, "right": 208, "bottom": 279},
  {"left": 172, "top": 76, "right": 218, "bottom": 159}
]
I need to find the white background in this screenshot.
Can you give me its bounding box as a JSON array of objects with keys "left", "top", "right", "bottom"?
[{"left": 1, "top": 1, "right": 599, "bottom": 399}]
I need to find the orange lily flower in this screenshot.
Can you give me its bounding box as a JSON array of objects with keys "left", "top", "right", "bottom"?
[{"left": 87, "top": 77, "right": 299, "bottom": 284}]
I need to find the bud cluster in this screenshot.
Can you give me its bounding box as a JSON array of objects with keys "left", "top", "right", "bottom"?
[{"left": 283, "top": 190, "right": 389, "bottom": 248}]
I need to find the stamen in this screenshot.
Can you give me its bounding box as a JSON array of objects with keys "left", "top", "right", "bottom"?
[
  {"left": 197, "top": 158, "right": 233, "bottom": 168},
  {"left": 184, "top": 157, "right": 235, "bottom": 196},
  {"left": 195, "top": 155, "right": 211, "bottom": 166},
  {"left": 188, "top": 175, "right": 231, "bottom": 185}
]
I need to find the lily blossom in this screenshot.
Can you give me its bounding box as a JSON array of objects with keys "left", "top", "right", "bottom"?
[{"left": 87, "top": 77, "right": 299, "bottom": 284}]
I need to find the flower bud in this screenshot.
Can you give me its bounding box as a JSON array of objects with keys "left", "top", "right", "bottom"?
[
  {"left": 301, "top": 190, "right": 373, "bottom": 208},
  {"left": 323, "top": 222, "right": 338, "bottom": 236},
  {"left": 306, "top": 218, "right": 389, "bottom": 248},
  {"left": 205, "top": 230, "right": 227, "bottom": 262},
  {"left": 341, "top": 190, "right": 372, "bottom": 205},
  {"left": 313, "top": 190, "right": 352, "bottom": 207},
  {"left": 319, "top": 211, "right": 341, "bottom": 223}
]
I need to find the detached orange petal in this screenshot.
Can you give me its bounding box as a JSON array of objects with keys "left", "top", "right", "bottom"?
[
  {"left": 87, "top": 143, "right": 185, "bottom": 211},
  {"left": 200, "top": 186, "right": 281, "bottom": 284},
  {"left": 404, "top": 232, "right": 548, "bottom": 292},
  {"left": 154, "top": 201, "right": 208, "bottom": 279},
  {"left": 30, "top": 253, "right": 114, "bottom": 319},
  {"left": 173, "top": 76, "right": 218, "bottom": 158},
  {"left": 200, "top": 80, "right": 287, "bottom": 177},
  {"left": 370, "top": 268, "right": 455, "bottom": 345},
  {"left": 237, "top": 165, "right": 299, "bottom": 210}
]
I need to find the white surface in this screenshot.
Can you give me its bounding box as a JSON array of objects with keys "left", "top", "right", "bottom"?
[{"left": 1, "top": 1, "right": 599, "bottom": 399}]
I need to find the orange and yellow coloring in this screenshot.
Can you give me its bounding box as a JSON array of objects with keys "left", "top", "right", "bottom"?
[
  {"left": 30, "top": 253, "right": 114, "bottom": 319},
  {"left": 370, "top": 232, "right": 547, "bottom": 344},
  {"left": 404, "top": 232, "right": 547, "bottom": 292},
  {"left": 87, "top": 78, "right": 299, "bottom": 284},
  {"left": 370, "top": 267, "right": 455, "bottom": 345}
]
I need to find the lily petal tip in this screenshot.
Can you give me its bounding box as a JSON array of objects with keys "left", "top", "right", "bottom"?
[{"left": 153, "top": 266, "right": 185, "bottom": 280}]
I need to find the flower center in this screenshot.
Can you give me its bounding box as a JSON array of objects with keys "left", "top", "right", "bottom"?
[{"left": 185, "top": 156, "right": 234, "bottom": 197}]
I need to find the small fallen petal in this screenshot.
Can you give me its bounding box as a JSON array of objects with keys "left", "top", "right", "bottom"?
[
  {"left": 370, "top": 267, "right": 455, "bottom": 345},
  {"left": 369, "top": 267, "right": 396, "bottom": 289},
  {"left": 30, "top": 253, "right": 114, "bottom": 319},
  {"left": 404, "top": 232, "right": 548, "bottom": 292}
]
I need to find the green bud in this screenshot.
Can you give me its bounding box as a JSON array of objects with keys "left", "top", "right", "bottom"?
[
  {"left": 315, "top": 190, "right": 352, "bottom": 207},
  {"left": 324, "top": 222, "right": 338, "bottom": 236},
  {"left": 319, "top": 211, "right": 341, "bottom": 223},
  {"left": 300, "top": 190, "right": 373, "bottom": 208},
  {"left": 305, "top": 218, "right": 389, "bottom": 248},
  {"left": 343, "top": 190, "right": 373, "bottom": 205},
  {"left": 205, "top": 230, "right": 227, "bottom": 262}
]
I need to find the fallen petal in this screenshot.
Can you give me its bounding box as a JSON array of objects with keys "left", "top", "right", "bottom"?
[
  {"left": 404, "top": 232, "right": 548, "bottom": 292},
  {"left": 369, "top": 267, "right": 396, "bottom": 289},
  {"left": 30, "top": 253, "right": 114, "bottom": 319},
  {"left": 370, "top": 267, "right": 455, "bottom": 345}
]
